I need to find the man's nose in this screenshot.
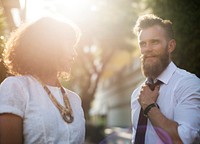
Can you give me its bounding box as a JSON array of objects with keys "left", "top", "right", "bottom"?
[{"left": 141, "top": 43, "right": 153, "bottom": 54}]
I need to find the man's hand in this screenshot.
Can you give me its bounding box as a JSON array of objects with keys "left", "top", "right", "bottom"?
[{"left": 138, "top": 84, "right": 160, "bottom": 110}]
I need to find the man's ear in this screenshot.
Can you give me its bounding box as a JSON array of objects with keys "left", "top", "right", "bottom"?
[{"left": 168, "top": 39, "right": 176, "bottom": 53}]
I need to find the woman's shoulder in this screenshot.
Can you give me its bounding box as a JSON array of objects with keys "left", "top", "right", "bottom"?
[
  {"left": 1, "top": 76, "right": 20, "bottom": 86},
  {"left": 1, "top": 75, "right": 31, "bottom": 86},
  {"left": 65, "top": 88, "right": 79, "bottom": 97},
  {"left": 65, "top": 88, "right": 82, "bottom": 102}
]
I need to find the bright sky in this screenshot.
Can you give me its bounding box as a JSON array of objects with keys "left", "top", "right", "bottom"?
[
  {"left": 26, "top": 0, "right": 51, "bottom": 21},
  {"left": 26, "top": 0, "right": 99, "bottom": 22}
]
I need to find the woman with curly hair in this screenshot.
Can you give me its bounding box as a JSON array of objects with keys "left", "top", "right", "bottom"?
[{"left": 0, "top": 17, "right": 85, "bottom": 144}]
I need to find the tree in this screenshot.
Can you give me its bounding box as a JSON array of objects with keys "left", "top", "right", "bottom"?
[
  {"left": 65, "top": 0, "right": 140, "bottom": 119},
  {"left": 56, "top": 0, "right": 139, "bottom": 119},
  {"left": 144, "top": 0, "right": 200, "bottom": 78}
]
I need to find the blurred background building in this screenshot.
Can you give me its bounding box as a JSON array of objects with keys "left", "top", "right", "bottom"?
[{"left": 90, "top": 57, "right": 143, "bottom": 128}]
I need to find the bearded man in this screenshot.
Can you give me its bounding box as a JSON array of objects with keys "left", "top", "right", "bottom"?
[{"left": 131, "top": 14, "right": 200, "bottom": 144}]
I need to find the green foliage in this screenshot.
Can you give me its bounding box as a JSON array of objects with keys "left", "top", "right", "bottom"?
[
  {"left": 145, "top": 0, "right": 200, "bottom": 77},
  {"left": 0, "top": 8, "right": 8, "bottom": 82}
]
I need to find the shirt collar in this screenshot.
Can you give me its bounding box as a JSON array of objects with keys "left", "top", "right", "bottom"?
[{"left": 156, "top": 62, "right": 177, "bottom": 85}]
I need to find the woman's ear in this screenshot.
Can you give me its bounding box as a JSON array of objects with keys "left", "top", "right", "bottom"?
[{"left": 168, "top": 39, "right": 176, "bottom": 53}]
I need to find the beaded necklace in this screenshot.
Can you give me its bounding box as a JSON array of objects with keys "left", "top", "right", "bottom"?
[{"left": 35, "top": 77, "right": 74, "bottom": 123}]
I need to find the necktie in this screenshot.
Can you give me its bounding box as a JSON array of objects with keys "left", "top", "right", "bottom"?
[{"left": 134, "top": 78, "right": 161, "bottom": 144}]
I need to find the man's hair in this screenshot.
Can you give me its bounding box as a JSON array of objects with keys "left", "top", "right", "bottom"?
[{"left": 133, "top": 14, "right": 174, "bottom": 39}]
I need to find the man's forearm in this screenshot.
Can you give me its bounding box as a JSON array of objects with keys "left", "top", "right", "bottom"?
[{"left": 147, "top": 107, "right": 183, "bottom": 144}]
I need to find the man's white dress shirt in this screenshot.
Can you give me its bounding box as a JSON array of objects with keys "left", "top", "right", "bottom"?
[{"left": 131, "top": 62, "right": 200, "bottom": 144}]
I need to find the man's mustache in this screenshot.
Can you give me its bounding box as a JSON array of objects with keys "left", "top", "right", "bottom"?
[{"left": 140, "top": 54, "right": 158, "bottom": 59}]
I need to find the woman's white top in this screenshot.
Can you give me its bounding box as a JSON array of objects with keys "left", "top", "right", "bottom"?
[{"left": 0, "top": 75, "right": 85, "bottom": 144}]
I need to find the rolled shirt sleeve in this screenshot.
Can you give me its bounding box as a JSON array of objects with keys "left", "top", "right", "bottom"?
[{"left": 175, "top": 77, "right": 200, "bottom": 143}]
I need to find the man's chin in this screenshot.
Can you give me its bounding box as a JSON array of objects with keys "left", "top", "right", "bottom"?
[
  {"left": 143, "top": 61, "right": 155, "bottom": 68},
  {"left": 142, "top": 62, "right": 159, "bottom": 77}
]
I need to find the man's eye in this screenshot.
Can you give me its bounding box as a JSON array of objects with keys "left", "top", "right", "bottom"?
[
  {"left": 140, "top": 42, "right": 146, "bottom": 47},
  {"left": 152, "top": 40, "right": 159, "bottom": 45}
]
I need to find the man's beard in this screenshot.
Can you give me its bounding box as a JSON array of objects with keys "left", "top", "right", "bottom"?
[{"left": 141, "top": 46, "right": 170, "bottom": 79}]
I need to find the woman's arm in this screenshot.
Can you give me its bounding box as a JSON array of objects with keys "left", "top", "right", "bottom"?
[{"left": 0, "top": 113, "right": 23, "bottom": 144}]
